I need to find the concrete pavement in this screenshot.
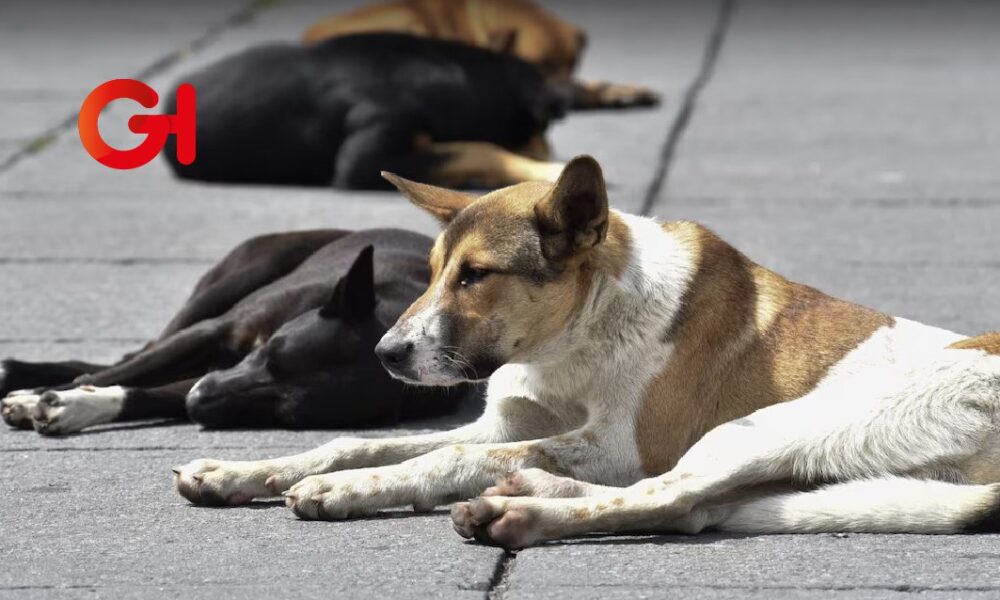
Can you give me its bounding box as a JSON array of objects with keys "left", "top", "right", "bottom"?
[{"left": 2, "top": 1, "right": 999, "bottom": 598}]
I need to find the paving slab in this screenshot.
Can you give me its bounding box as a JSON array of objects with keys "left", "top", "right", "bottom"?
[
  {"left": 507, "top": 532, "right": 1000, "bottom": 598},
  {"left": 662, "top": 0, "right": 1000, "bottom": 205},
  {"left": 0, "top": 446, "right": 501, "bottom": 599},
  {"left": 649, "top": 0, "right": 1000, "bottom": 336}
]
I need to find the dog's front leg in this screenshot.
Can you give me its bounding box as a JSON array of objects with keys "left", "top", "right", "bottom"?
[
  {"left": 174, "top": 422, "right": 493, "bottom": 506},
  {"left": 283, "top": 427, "right": 618, "bottom": 520},
  {"left": 174, "top": 395, "right": 569, "bottom": 506}
]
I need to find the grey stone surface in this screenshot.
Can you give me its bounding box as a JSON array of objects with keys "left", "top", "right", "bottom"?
[
  {"left": 3, "top": 0, "right": 1000, "bottom": 598},
  {"left": 2, "top": 447, "right": 501, "bottom": 598},
  {"left": 663, "top": 0, "right": 1000, "bottom": 204},
  {"left": 507, "top": 532, "right": 1000, "bottom": 598}
]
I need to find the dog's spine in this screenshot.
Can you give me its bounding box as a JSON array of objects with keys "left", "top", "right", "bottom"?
[{"left": 715, "top": 477, "right": 1000, "bottom": 534}]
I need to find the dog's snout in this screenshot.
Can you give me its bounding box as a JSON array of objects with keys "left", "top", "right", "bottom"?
[
  {"left": 185, "top": 375, "right": 215, "bottom": 411},
  {"left": 375, "top": 338, "right": 414, "bottom": 369}
]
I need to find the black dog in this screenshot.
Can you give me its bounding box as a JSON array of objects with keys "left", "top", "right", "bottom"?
[
  {"left": 0, "top": 229, "right": 461, "bottom": 434},
  {"left": 164, "top": 33, "right": 568, "bottom": 189}
]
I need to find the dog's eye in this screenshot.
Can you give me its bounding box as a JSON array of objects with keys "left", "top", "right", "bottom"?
[{"left": 459, "top": 266, "right": 491, "bottom": 288}]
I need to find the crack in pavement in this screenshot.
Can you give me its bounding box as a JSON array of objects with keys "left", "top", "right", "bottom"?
[
  {"left": 639, "top": 0, "right": 736, "bottom": 217},
  {"left": 485, "top": 551, "right": 516, "bottom": 600}
]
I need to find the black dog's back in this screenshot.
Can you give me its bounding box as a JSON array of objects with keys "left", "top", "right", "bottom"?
[{"left": 164, "top": 33, "right": 565, "bottom": 187}]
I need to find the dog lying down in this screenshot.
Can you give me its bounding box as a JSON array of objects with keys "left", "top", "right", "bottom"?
[
  {"left": 0, "top": 229, "right": 463, "bottom": 435},
  {"left": 165, "top": 33, "right": 574, "bottom": 189},
  {"left": 175, "top": 156, "right": 1000, "bottom": 547},
  {"left": 301, "top": 0, "right": 661, "bottom": 110}
]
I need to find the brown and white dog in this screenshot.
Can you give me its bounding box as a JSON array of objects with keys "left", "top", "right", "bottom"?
[
  {"left": 301, "top": 0, "right": 660, "bottom": 110},
  {"left": 174, "top": 156, "right": 1000, "bottom": 548}
]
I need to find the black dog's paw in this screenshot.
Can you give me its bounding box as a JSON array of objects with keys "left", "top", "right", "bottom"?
[{"left": 1, "top": 390, "right": 40, "bottom": 430}]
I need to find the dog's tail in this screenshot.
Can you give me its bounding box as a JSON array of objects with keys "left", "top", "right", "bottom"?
[{"left": 716, "top": 477, "right": 1000, "bottom": 534}]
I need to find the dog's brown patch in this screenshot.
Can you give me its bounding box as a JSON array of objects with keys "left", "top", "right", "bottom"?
[
  {"left": 949, "top": 333, "right": 1000, "bottom": 355},
  {"left": 636, "top": 222, "right": 894, "bottom": 476},
  {"left": 427, "top": 141, "right": 563, "bottom": 189},
  {"left": 486, "top": 445, "right": 564, "bottom": 475},
  {"left": 301, "top": 0, "right": 585, "bottom": 82}
]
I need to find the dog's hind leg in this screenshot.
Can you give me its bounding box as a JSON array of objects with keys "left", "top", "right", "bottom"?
[
  {"left": 333, "top": 120, "right": 420, "bottom": 189},
  {"left": 1, "top": 359, "right": 110, "bottom": 429},
  {"left": 78, "top": 321, "right": 225, "bottom": 389},
  {"left": 455, "top": 351, "right": 1000, "bottom": 548},
  {"left": 31, "top": 379, "right": 193, "bottom": 436},
  {"left": 0, "top": 358, "right": 108, "bottom": 396},
  {"left": 421, "top": 141, "right": 565, "bottom": 188},
  {"left": 569, "top": 79, "right": 661, "bottom": 110},
  {"left": 334, "top": 117, "right": 563, "bottom": 189}
]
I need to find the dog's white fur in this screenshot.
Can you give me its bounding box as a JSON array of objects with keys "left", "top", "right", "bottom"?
[
  {"left": 27, "top": 385, "right": 127, "bottom": 434},
  {"left": 1, "top": 390, "right": 40, "bottom": 428},
  {"left": 173, "top": 161, "right": 1000, "bottom": 545}
]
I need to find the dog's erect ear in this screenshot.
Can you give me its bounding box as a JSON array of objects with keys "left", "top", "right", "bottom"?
[
  {"left": 321, "top": 245, "right": 376, "bottom": 319},
  {"left": 381, "top": 171, "right": 476, "bottom": 225},
  {"left": 486, "top": 28, "right": 519, "bottom": 54},
  {"left": 533, "top": 155, "right": 609, "bottom": 261}
]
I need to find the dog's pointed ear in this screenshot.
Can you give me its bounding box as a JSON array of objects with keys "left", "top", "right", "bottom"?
[
  {"left": 534, "top": 155, "right": 609, "bottom": 261},
  {"left": 381, "top": 171, "right": 476, "bottom": 225},
  {"left": 321, "top": 245, "right": 376, "bottom": 319},
  {"left": 486, "top": 28, "right": 519, "bottom": 54}
]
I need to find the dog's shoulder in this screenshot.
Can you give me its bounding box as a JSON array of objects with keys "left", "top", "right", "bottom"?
[{"left": 631, "top": 218, "right": 898, "bottom": 475}]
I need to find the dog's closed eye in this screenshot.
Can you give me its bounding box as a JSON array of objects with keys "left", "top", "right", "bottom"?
[{"left": 459, "top": 265, "right": 493, "bottom": 288}]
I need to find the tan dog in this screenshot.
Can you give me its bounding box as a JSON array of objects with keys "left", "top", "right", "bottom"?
[
  {"left": 302, "top": 0, "right": 660, "bottom": 109},
  {"left": 173, "top": 156, "right": 1000, "bottom": 549}
]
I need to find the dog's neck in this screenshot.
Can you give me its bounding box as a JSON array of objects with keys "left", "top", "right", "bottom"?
[{"left": 511, "top": 211, "right": 698, "bottom": 399}]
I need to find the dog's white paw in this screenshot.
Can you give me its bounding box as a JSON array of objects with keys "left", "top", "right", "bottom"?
[
  {"left": 173, "top": 458, "right": 289, "bottom": 506},
  {"left": 31, "top": 385, "right": 124, "bottom": 435},
  {"left": 599, "top": 82, "right": 661, "bottom": 108},
  {"left": 451, "top": 497, "right": 543, "bottom": 550},
  {"left": 1, "top": 391, "right": 40, "bottom": 429},
  {"left": 482, "top": 468, "right": 596, "bottom": 499},
  {"left": 284, "top": 470, "right": 393, "bottom": 520}
]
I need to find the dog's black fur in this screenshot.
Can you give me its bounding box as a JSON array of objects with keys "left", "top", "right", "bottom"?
[
  {"left": 0, "top": 229, "right": 462, "bottom": 432},
  {"left": 164, "top": 33, "right": 568, "bottom": 188}
]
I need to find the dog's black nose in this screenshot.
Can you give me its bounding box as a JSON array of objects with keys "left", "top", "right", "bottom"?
[{"left": 375, "top": 339, "right": 414, "bottom": 370}]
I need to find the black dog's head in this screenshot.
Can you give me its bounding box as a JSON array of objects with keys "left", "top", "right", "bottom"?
[{"left": 185, "top": 246, "right": 404, "bottom": 428}]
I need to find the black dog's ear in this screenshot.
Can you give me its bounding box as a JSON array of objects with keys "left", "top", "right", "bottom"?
[
  {"left": 381, "top": 171, "right": 476, "bottom": 225},
  {"left": 534, "top": 155, "right": 609, "bottom": 261},
  {"left": 321, "top": 245, "right": 376, "bottom": 319}
]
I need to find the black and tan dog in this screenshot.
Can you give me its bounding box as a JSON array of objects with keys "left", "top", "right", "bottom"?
[
  {"left": 301, "top": 0, "right": 660, "bottom": 110},
  {"left": 0, "top": 229, "right": 461, "bottom": 435},
  {"left": 165, "top": 33, "right": 572, "bottom": 189}
]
